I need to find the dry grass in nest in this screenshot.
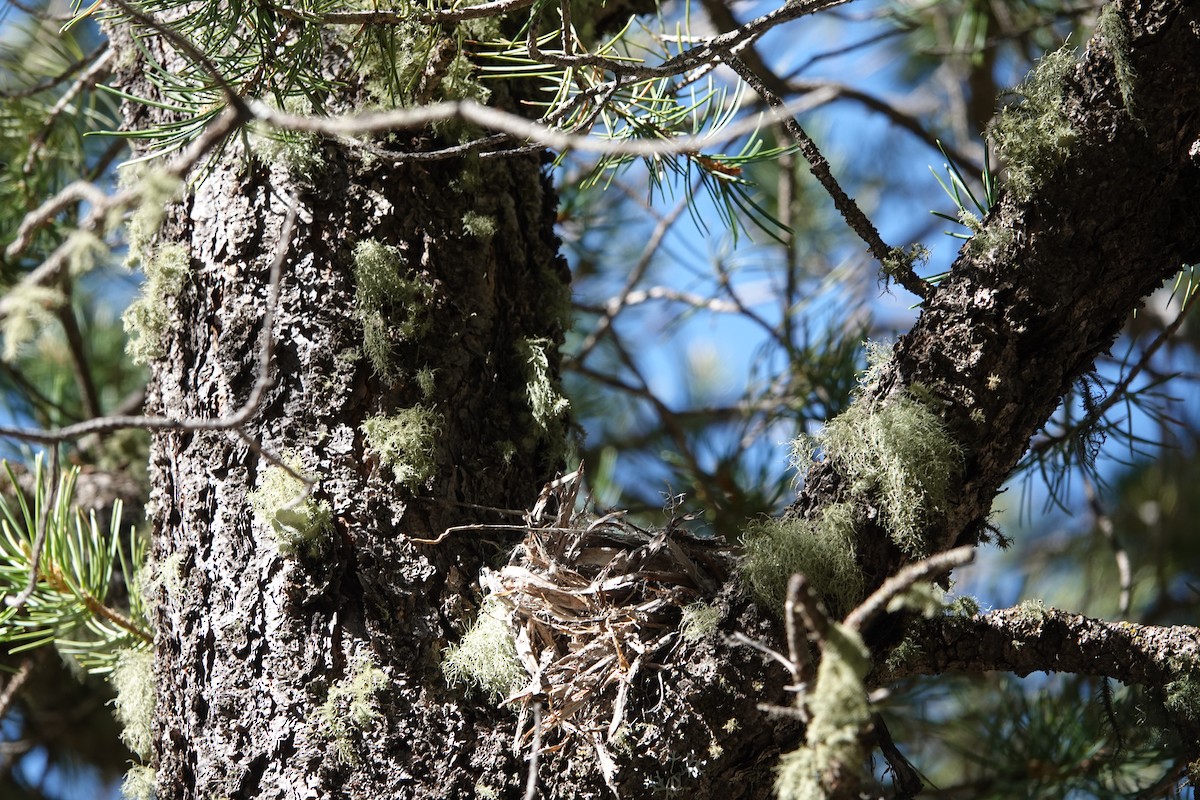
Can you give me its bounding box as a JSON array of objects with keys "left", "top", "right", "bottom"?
[{"left": 484, "top": 469, "right": 732, "bottom": 771}]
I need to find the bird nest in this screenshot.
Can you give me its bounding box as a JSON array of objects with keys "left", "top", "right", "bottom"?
[{"left": 484, "top": 469, "right": 732, "bottom": 754}]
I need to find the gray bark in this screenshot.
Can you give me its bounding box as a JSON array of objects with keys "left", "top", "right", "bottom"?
[{"left": 111, "top": 0, "right": 1200, "bottom": 798}]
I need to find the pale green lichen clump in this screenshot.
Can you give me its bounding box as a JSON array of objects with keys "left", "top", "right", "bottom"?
[
  {"left": 109, "top": 646, "right": 155, "bottom": 758},
  {"left": 351, "top": 239, "right": 436, "bottom": 381},
  {"left": 990, "top": 43, "right": 1079, "bottom": 201},
  {"left": 442, "top": 598, "right": 526, "bottom": 702},
  {"left": 123, "top": 242, "right": 190, "bottom": 365},
  {"left": 740, "top": 503, "right": 864, "bottom": 618},
  {"left": 247, "top": 457, "right": 332, "bottom": 556},
  {"left": 121, "top": 764, "right": 157, "bottom": 800},
  {"left": 1097, "top": 4, "right": 1138, "bottom": 120},
  {"left": 679, "top": 601, "right": 721, "bottom": 643},
  {"left": 819, "top": 393, "right": 962, "bottom": 557},
  {"left": 517, "top": 337, "right": 570, "bottom": 437},
  {"left": 317, "top": 653, "right": 388, "bottom": 764},
  {"left": 775, "top": 625, "right": 872, "bottom": 800},
  {"left": 361, "top": 406, "right": 442, "bottom": 489}
]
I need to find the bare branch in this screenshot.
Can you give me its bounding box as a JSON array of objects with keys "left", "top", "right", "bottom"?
[{"left": 843, "top": 546, "right": 975, "bottom": 633}]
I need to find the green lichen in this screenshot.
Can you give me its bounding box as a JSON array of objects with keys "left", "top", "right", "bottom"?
[
  {"left": 885, "top": 582, "right": 946, "bottom": 618},
  {"left": 414, "top": 367, "right": 437, "bottom": 398},
  {"left": 496, "top": 440, "right": 518, "bottom": 465},
  {"left": 442, "top": 598, "right": 526, "bottom": 703},
  {"left": 1165, "top": 673, "right": 1200, "bottom": 725},
  {"left": 884, "top": 635, "right": 922, "bottom": 673},
  {"left": 1097, "top": 5, "right": 1138, "bottom": 121},
  {"left": 362, "top": 406, "right": 442, "bottom": 488},
  {"left": 990, "top": 43, "right": 1079, "bottom": 201},
  {"left": 121, "top": 764, "right": 157, "bottom": 800},
  {"left": 475, "top": 783, "right": 501, "bottom": 800},
  {"left": 462, "top": 210, "right": 496, "bottom": 241},
  {"left": 247, "top": 457, "right": 331, "bottom": 557},
  {"left": 249, "top": 98, "right": 324, "bottom": 177},
  {"left": 880, "top": 244, "right": 930, "bottom": 286},
  {"left": 123, "top": 242, "right": 191, "bottom": 365},
  {"left": 109, "top": 647, "right": 155, "bottom": 759},
  {"left": 351, "top": 239, "right": 436, "bottom": 381},
  {"left": 947, "top": 595, "right": 980, "bottom": 617},
  {"left": 353, "top": 14, "right": 490, "bottom": 117},
  {"left": 517, "top": 337, "right": 570, "bottom": 437},
  {"left": 819, "top": 393, "right": 962, "bottom": 558},
  {"left": 120, "top": 167, "right": 183, "bottom": 268},
  {"left": 317, "top": 653, "right": 388, "bottom": 764},
  {"left": 1014, "top": 599, "right": 1049, "bottom": 625},
  {"left": 966, "top": 221, "right": 1015, "bottom": 259},
  {"left": 1, "top": 283, "right": 62, "bottom": 362},
  {"left": 65, "top": 230, "right": 109, "bottom": 277},
  {"left": 774, "top": 624, "right": 871, "bottom": 800},
  {"left": 679, "top": 601, "right": 721, "bottom": 643},
  {"left": 740, "top": 503, "right": 865, "bottom": 618}
]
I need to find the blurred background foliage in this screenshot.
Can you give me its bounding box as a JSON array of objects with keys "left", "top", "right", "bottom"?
[{"left": 1, "top": 0, "right": 1197, "bottom": 796}]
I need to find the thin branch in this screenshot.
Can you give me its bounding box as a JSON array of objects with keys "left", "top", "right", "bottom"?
[
  {"left": 0, "top": 41, "right": 108, "bottom": 101},
  {"left": 1029, "top": 287, "right": 1200, "bottom": 458},
  {"left": 1086, "top": 479, "right": 1131, "bottom": 617},
  {"left": 789, "top": 572, "right": 831, "bottom": 647},
  {"left": 251, "top": 90, "right": 838, "bottom": 158},
  {"left": 785, "top": 573, "right": 813, "bottom": 684},
  {"left": 724, "top": 57, "right": 925, "bottom": 297},
  {"left": 523, "top": 703, "right": 543, "bottom": 800},
  {"left": 21, "top": 48, "right": 114, "bottom": 176},
  {"left": 55, "top": 300, "right": 101, "bottom": 420},
  {"left": 275, "top": 0, "right": 536, "bottom": 26},
  {"left": 104, "top": 0, "right": 251, "bottom": 118},
  {"left": 509, "top": 0, "right": 852, "bottom": 79},
  {"left": 570, "top": 195, "right": 690, "bottom": 368},
  {"left": 0, "top": 199, "right": 298, "bottom": 459},
  {"left": 0, "top": 655, "right": 38, "bottom": 722},
  {"left": 1, "top": 105, "right": 245, "bottom": 317},
  {"left": 843, "top": 545, "right": 975, "bottom": 633}
]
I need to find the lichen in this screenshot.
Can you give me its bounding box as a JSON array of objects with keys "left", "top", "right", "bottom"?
[
  {"left": 1164, "top": 673, "right": 1200, "bottom": 725},
  {"left": 317, "top": 653, "right": 388, "bottom": 764},
  {"left": 123, "top": 242, "right": 191, "bottom": 365},
  {"left": 885, "top": 582, "right": 946, "bottom": 618},
  {"left": 414, "top": 367, "right": 437, "bottom": 398},
  {"left": 362, "top": 406, "right": 442, "bottom": 489},
  {"left": 351, "top": 239, "right": 436, "bottom": 381},
  {"left": 884, "top": 634, "right": 922, "bottom": 673},
  {"left": 249, "top": 98, "right": 324, "bottom": 178},
  {"left": 120, "top": 167, "right": 183, "bottom": 269},
  {"left": 109, "top": 646, "right": 155, "bottom": 759},
  {"left": 880, "top": 244, "right": 930, "bottom": 287},
  {"left": 679, "top": 601, "right": 721, "bottom": 643},
  {"left": 121, "top": 764, "right": 157, "bottom": 800},
  {"left": 517, "top": 337, "right": 570, "bottom": 438},
  {"left": 1, "top": 283, "right": 62, "bottom": 362},
  {"left": 774, "top": 624, "right": 871, "bottom": 800},
  {"left": 819, "top": 393, "right": 963, "bottom": 557},
  {"left": 1097, "top": 5, "right": 1138, "bottom": 121},
  {"left": 740, "top": 503, "right": 865, "bottom": 618},
  {"left": 990, "top": 43, "right": 1079, "bottom": 201},
  {"left": 966, "top": 221, "right": 1015, "bottom": 259},
  {"left": 947, "top": 595, "right": 980, "bottom": 617},
  {"left": 442, "top": 598, "right": 526, "bottom": 703},
  {"left": 247, "top": 456, "right": 331, "bottom": 557},
  {"left": 462, "top": 211, "right": 496, "bottom": 241}
]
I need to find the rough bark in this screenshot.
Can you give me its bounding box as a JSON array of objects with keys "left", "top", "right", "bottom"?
[
  {"left": 794, "top": 0, "right": 1200, "bottom": 600},
  {"left": 112, "top": 0, "right": 1200, "bottom": 798}
]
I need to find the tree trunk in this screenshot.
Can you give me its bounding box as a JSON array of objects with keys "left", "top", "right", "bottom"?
[
  {"left": 110, "top": 0, "right": 1200, "bottom": 797},
  {"left": 122, "top": 69, "right": 587, "bottom": 797}
]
